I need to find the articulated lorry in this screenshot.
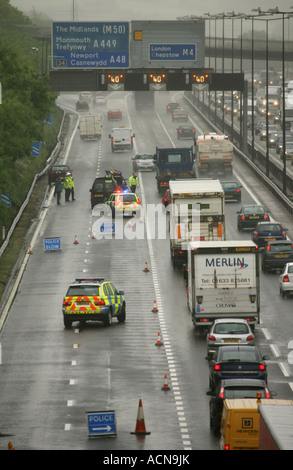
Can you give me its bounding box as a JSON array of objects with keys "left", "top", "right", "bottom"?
[
  {"left": 79, "top": 114, "right": 102, "bottom": 140},
  {"left": 187, "top": 240, "right": 260, "bottom": 329},
  {"left": 154, "top": 146, "right": 196, "bottom": 194},
  {"left": 195, "top": 132, "right": 233, "bottom": 175},
  {"left": 169, "top": 179, "right": 225, "bottom": 267}
]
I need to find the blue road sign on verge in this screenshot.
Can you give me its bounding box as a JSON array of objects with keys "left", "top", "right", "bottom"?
[
  {"left": 32, "top": 141, "right": 40, "bottom": 156},
  {"left": 43, "top": 237, "right": 61, "bottom": 251},
  {"left": 52, "top": 22, "right": 129, "bottom": 68},
  {"left": 149, "top": 43, "right": 196, "bottom": 61},
  {"left": 0, "top": 194, "right": 11, "bottom": 208},
  {"left": 86, "top": 410, "right": 117, "bottom": 438}
]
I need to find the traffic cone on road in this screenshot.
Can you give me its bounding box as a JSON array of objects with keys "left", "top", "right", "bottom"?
[
  {"left": 152, "top": 300, "right": 158, "bottom": 313},
  {"left": 73, "top": 235, "right": 79, "bottom": 244},
  {"left": 127, "top": 218, "right": 132, "bottom": 227},
  {"left": 143, "top": 261, "right": 149, "bottom": 272},
  {"left": 155, "top": 332, "right": 163, "bottom": 346},
  {"left": 161, "top": 374, "right": 171, "bottom": 391},
  {"left": 130, "top": 399, "right": 151, "bottom": 435}
]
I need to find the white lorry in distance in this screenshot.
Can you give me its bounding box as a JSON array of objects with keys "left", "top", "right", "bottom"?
[
  {"left": 79, "top": 114, "right": 102, "bottom": 140},
  {"left": 169, "top": 179, "right": 226, "bottom": 267}
]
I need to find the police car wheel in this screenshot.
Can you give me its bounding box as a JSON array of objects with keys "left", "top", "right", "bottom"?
[
  {"left": 117, "top": 304, "right": 126, "bottom": 323},
  {"left": 104, "top": 310, "right": 112, "bottom": 326},
  {"left": 64, "top": 317, "right": 72, "bottom": 328}
]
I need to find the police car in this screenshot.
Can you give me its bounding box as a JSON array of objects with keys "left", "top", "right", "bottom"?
[
  {"left": 105, "top": 190, "right": 141, "bottom": 217},
  {"left": 62, "top": 278, "right": 125, "bottom": 327}
]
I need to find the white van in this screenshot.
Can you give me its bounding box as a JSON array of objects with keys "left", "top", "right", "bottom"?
[{"left": 109, "top": 126, "right": 135, "bottom": 152}]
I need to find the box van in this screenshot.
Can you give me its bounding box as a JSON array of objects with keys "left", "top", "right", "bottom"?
[
  {"left": 219, "top": 398, "right": 260, "bottom": 450},
  {"left": 109, "top": 127, "right": 135, "bottom": 152}
]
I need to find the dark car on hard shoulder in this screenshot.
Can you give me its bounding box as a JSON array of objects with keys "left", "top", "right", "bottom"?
[{"left": 48, "top": 164, "right": 71, "bottom": 186}]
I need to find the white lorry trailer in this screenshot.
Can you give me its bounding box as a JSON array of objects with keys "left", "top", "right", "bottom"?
[
  {"left": 169, "top": 179, "right": 226, "bottom": 267},
  {"left": 195, "top": 132, "right": 233, "bottom": 175},
  {"left": 187, "top": 240, "right": 260, "bottom": 329},
  {"left": 79, "top": 114, "right": 102, "bottom": 140}
]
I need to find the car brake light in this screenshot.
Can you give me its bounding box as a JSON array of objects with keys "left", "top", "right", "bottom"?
[
  {"left": 219, "top": 386, "right": 225, "bottom": 399},
  {"left": 137, "top": 199, "right": 141, "bottom": 204},
  {"left": 264, "top": 214, "right": 269, "bottom": 220},
  {"left": 283, "top": 274, "right": 290, "bottom": 282},
  {"left": 259, "top": 364, "right": 266, "bottom": 371},
  {"left": 266, "top": 244, "right": 271, "bottom": 251},
  {"left": 63, "top": 300, "right": 71, "bottom": 307},
  {"left": 214, "top": 364, "right": 221, "bottom": 371},
  {"left": 95, "top": 299, "right": 105, "bottom": 306},
  {"left": 282, "top": 231, "right": 286, "bottom": 238},
  {"left": 208, "top": 335, "right": 216, "bottom": 341},
  {"left": 241, "top": 215, "right": 245, "bottom": 220},
  {"left": 236, "top": 189, "right": 240, "bottom": 193},
  {"left": 254, "top": 231, "right": 258, "bottom": 238},
  {"left": 224, "top": 444, "right": 230, "bottom": 450},
  {"left": 246, "top": 335, "right": 254, "bottom": 341}
]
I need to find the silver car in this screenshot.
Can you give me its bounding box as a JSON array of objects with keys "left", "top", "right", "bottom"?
[
  {"left": 132, "top": 154, "right": 155, "bottom": 171},
  {"left": 279, "top": 262, "right": 293, "bottom": 298},
  {"left": 206, "top": 318, "right": 255, "bottom": 360}
]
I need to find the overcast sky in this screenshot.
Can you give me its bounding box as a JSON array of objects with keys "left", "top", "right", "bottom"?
[{"left": 9, "top": 0, "right": 293, "bottom": 22}]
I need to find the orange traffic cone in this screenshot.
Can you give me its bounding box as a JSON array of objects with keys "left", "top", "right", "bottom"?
[
  {"left": 28, "top": 244, "right": 33, "bottom": 254},
  {"left": 92, "top": 230, "right": 96, "bottom": 239},
  {"left": 8, "top": 441, "right": 15, "bottom": 450},
  {"left": 155, "top": 332, "right": 163, "bottom": 346},
  {"left": 152, "top": 300, "right": 158, "bottom": 313},
  {"left": 130, "top": 399, "right": 151, "bottom": 435},
  {"left": 161, "top": 374, "right": 171, "bottom": 391},
  {"left": 127, "top": 218, "right": 132, "bottom": 227},
  {"left": 143, "top": 262, "right": 149, "bottom": 272},
  {"left": 73, "top": 235, "right": 79, "bottom": 244}
]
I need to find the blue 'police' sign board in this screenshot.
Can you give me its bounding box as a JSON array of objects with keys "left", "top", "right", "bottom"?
[
  {"left": 86, "top": 410, "right": 117, "bottom": 437},
  {"left": 149, "top": 43, "right": 196, "bottom": 61},
  {"left": 44, "top": 237, "right": 61, "bottom": 251},
  {"left": 52, "top": 22, "right": 129, "bottom": 68},
  {"left": 100, "top": 222, "right": 115, "bottom": 233}
]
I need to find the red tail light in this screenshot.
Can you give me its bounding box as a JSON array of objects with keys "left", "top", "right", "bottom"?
[
  {"left": 219, "top": 386, "right": 225, "bottom": 399},
  {"left": 208, "top": 335, "right": 216, "bottom": 341},
  {"left": 63, "top": 300, "right": 71, "bottom": 307},
  {"left": 241, "top": 215, "right": 245, "bottom": 220},
  {"left": 283, "top": 274, "right": 290, "bottom": 282},
  {"left": 95, "top": 299, "right": 105, "bottom": 306},
  {"left": 282, "top": 231, "right": 286, "bottom": 238},
  {"left": 224, "top": 444, "right": 230, "bottom": 450},
  {"left": 246, "top": 335, "right": 254, "bottom": 341},
  {"left": 264, "top": 214, "right": 269, "bottom": 220},
  {"left": 137, "top": 199, "right": 141, "bottom": 204},
  {"left": 214, "top": 364, "right": 221, "bottom": 371},
  {"left": 259, "top": 364, "right": 266, "bottom": 371},
  {"left": 254, "top": 231, "right": 258, "bottom": 238},
  {"left": 266, "top": 244, "right": 271, "bottom": 251}
]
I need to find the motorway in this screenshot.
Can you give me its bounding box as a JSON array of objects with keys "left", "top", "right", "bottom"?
[{"left": 0, "top": 90, "right": 293, "bottom": 451}]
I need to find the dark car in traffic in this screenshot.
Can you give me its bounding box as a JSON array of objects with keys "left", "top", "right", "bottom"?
[
  {"left": 262, "top": 240, "right": 293, "bottom": 273},
  {"left": 221, "top": 181, "right": 242, "bottom": 202},
  {"left": 76, "top": 100, "right": 89, "bottom": 111},
  {"left": 252, "top": 221, "right": 287, "bottom": 247},
  {"left": 207, "top": 378, "right": 274, "bottom": 434},
  {"left": 166, "top": 102, "right": 181, "bottom": 114},
  {"left": 237, "top": 204, "right": 270, "bottom": 231},
  {"left": 89, "top": 176, "right": 116, "bottom": 209},
  {"left": 172, "top": 108, "right": 188, "bottom": 122},
  {"left": 208, "top": 345, "right": 269, "bottom": 393},
  {"left": 177, "top": 124, "right": 196, "bottom": 139}
]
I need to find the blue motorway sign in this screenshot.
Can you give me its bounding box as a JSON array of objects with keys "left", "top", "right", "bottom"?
[
  {"left": 52, "top": 22, "right": 129, "bottom": 69},
  {"left": 149, "top": 43, "right": 196, "bottom": 61},
  {"left": 43, "top": 237, "right": 61, "bottom": 251},
  {"left": 86, "top": 410, "right": 117, "bottom": 437},
  {"left": 32, "top": 141, "right": 40, "bottom": 156}
]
